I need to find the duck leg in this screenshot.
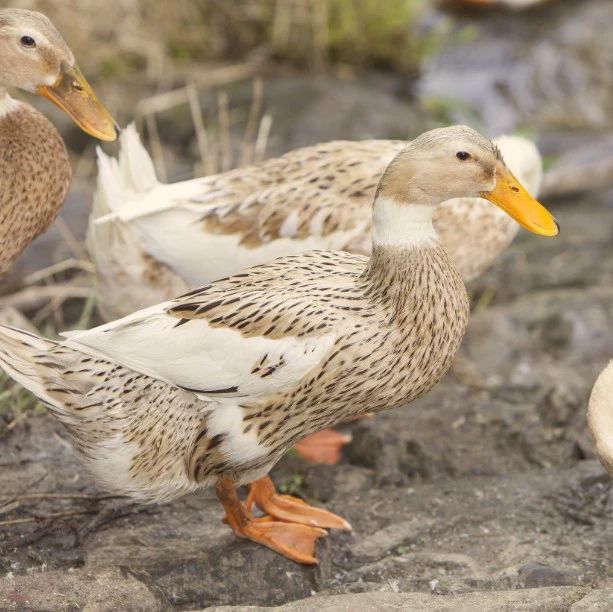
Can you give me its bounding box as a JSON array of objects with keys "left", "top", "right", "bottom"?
[
  {"left": 245, "top": 476, "right": 352, "bottom": 531},
  {"left": 292, "top": 429, "right": 351, "bottom": 464},
  {"left": 292, "top": 414, "right": 374, "bottom": 465},
  {"left": 215, "top": 479, "right": 327, "bottom": 565}
]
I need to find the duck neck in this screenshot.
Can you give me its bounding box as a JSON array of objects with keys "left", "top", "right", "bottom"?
[
  {"left": 370, "top": 196, "right": 438, "bottom": 250},
  {"left": 0, "top": 87, "right": 19, "bottom": 119},
  {"left": 361, "top": 196, "right": 458, "bottom": 314}
]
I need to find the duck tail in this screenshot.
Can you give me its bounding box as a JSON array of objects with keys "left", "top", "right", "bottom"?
[
  {"left": 0, "top": 325, "right": 66, "bottom": 413},
  {"left": 93, "top": 123, "right": 160, "bottom": 219},
  {"left": 86, "top": 125, "right": 165, "bottom": 321}
]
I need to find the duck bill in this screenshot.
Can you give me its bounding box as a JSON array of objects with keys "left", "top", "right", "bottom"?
[
  {"left": 37, "top": 63, "right": 118, "bottom": 142},
  {"left": 481, "top": 166, "right": 559, "bottom": 237}
]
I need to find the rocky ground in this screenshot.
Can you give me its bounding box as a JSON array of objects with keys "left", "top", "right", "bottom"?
[
  {"left": 1, "top": 177, "right": 612, "bottom": 611},
  {"left": 1, "top": 0, "right": 613, "bottom": 610}
]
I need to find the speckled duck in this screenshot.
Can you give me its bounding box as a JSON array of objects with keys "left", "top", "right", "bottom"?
[
  {"left": 0, "top": 9, "right": 116, "bottom": 277},
  {"left": 0, "top": 126, "right": 558, "bottom": 564}
]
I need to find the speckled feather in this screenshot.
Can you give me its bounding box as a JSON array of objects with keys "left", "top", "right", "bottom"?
[{"left": 0, "top": 101, "right": 71, "bottom": 276}]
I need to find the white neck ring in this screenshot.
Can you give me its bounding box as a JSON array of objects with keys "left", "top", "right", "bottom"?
[
  {"left": 371, "top": 196, "right": 438, "bottom": 248},
  {"left": 0, "top": 91, "right": 20, "bottom": 119}
]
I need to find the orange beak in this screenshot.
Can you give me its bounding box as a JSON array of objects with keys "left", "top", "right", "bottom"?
[
  {"left": 37, "top": 62, "right": 118, "bottom": 142},
  {"left": 481, "top": 165, "right": 559, "bottom": 237}
]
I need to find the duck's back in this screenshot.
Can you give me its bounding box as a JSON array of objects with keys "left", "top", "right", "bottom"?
[{"left": 0, "top": 100, "right": 71, "bottom": 275}]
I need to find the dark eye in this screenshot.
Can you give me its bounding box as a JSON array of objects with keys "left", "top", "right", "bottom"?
[
  {"left": 456, "top": 151, "right": 471, "bottom": 161},
  {"left": 20, "top": 35, "right": 36, "bottom": 48}
]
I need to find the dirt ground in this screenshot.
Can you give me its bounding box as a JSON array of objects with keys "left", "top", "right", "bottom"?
[
  {"left": 1, "top": 1, "right": 613, "bottom": 609},
  {"left": 1, "top": 188, "right": 612, "bottom": 610}
]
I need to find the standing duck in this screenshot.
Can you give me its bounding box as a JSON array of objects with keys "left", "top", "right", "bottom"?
[
  {"left": 588, "top": 362, "right": 613, "bottom": 474},
  {"left": 89, "top": 130, "right": 542, "bottom": 321},
  {"left": 0, "top": 8, "right": 117, "bottom": 277},
  {"left": 0, "top": 126, "right": 558, "bottom": 564}
]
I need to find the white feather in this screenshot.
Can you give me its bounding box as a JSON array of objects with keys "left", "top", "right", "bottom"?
[
  {"left": 0, "top": 93, "right": 21, "bottom": 118},
  {"left": 371, "top": 198, "right": 437, "bottom": 248},
  {"left": 62, "top": 303, "right": 337, "bottom": 399},
  {"left": 128, "top": 208, "right": 367, "bottom": 287},
  {"left": 588, "top": 361, "right": 613, "bottom": 472}
]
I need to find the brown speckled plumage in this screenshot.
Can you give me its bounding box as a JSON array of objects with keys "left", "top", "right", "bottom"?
[
  {"left": 0, "top": 126, "right": 551, "bottom": 528},
  {"left": 0, "top": 101, "right": 71, "bottom": 275}
]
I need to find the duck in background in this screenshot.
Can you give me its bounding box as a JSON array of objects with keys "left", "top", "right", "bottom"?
[
  {"left": 0, "top": 8, "right": 117, "bottom": 277},
  {"left": 0, "top": 126, "right": 558, "bottom": 564},
  {"left": 89, "top": 130, "right": 542, "bottom": 321},
  {"left": 588, "top": 362, "right": 613, "bottom": 474}
]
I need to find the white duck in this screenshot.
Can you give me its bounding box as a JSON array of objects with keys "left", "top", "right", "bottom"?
[{"left": 588, "top": 362, "right": 613, "bottom": 474}]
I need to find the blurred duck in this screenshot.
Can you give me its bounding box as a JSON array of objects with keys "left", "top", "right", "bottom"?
[
  {"left": 88, "top": 127, "right": 542, "bottom": 464},
  {"left": 0, "top": 9, "right": 117, "bottom": 277},
  {"left": 588, "top": 362, "right": 613, "bottom": 474},
  {"left": 0, "top": 126, "right": 558, "bottom": 564}
]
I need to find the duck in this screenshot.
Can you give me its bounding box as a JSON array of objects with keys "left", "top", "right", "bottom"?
[
  {"left": 0, "top": 126, "right": 558, "bottom": 564},
  {"left": 89, "top": 129, "right": 542, "bottom": 322},
  {"left": 89, "top": 128, "right": 542, "bottom": 464},
  {"left": 588, "top": 362, "right": 613, "bottom": 474},
  {"left": 0, "top": 8, "right": 117, "bottom": 277}
]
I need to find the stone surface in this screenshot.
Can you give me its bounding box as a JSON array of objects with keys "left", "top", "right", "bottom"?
[
  {"left": 0, "top": 568, "right": 160, "bottom": 611},
  {"left": 203, "top": 587, "right": 608, "bottom": 612}
]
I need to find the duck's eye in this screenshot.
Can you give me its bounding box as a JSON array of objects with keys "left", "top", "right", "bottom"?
[
  {"left": 20, "top": 35, "right": 36, "bottom": 48},
  {"left": 456, "top": 151, "right": 471, "bottom": 161}
]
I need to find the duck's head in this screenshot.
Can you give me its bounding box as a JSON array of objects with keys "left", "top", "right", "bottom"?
[
  {"left": 0, "top": 9, "right": 117, "bottom": 141},
  {"left": 377, "top": 125, "right": 558, "bottom": 238}
]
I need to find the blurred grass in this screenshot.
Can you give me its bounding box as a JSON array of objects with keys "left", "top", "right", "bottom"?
[{"left": 17, "top": 0, "right": 449, "bottom": 83}]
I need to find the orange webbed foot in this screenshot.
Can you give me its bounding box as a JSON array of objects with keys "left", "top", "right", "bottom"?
[
  {"left": 247, "top": 476, "right": 352, "bottom": 531},
  {"left": 240, "top": 520, "right": 327, "bottom": 565},
  {"left": 215, "top": 478, "right": 327, "bottom": 565}
]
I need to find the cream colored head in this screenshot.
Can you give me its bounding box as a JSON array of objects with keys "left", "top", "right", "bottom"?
[
  {"left": 0, "top": 8, "right": 117, "bottom": 141},
  {"left": 374, "top": 125, "right": 558, "bottom": 240},
  {"left": 0, "top": 9, "right": 74, "bottom": 92}
]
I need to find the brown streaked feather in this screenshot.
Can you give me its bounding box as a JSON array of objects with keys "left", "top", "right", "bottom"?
[{"left": 0, "top": 102, "right": 71, "bottom": 276}]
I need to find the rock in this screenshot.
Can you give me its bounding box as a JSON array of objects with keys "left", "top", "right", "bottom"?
[
  {"left": 571, "top": 589, "right": 613, "bottom": 611},
  {"left": 350, "top": 517, "right": 435, "bottom": 561},
  {"left": 0, "top": 567, "right": 160, "bottom": 611},
  {"left": 203, "top": 586, "right": 592, "bottom": 611},
  {"left": 344, "top": 422, "right": 406, "bottom": 486},
  {"left": 518, "top": 561, "right": 577, "bottom": 588}
]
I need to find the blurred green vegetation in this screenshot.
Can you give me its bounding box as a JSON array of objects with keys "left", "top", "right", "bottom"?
[{"left": 24, "top": 0, "right": 452, "bottom": 82}]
